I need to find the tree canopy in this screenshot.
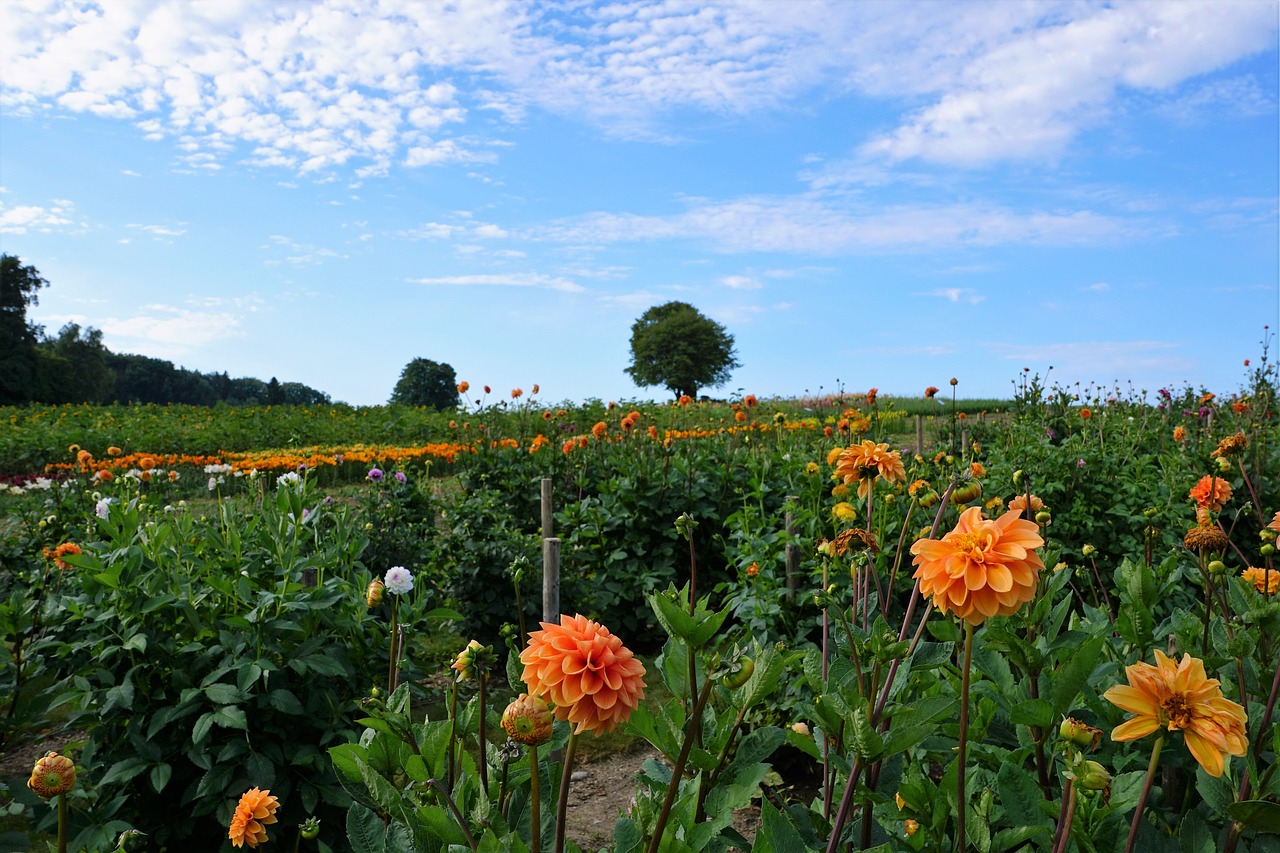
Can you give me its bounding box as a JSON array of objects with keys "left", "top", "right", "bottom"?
[
  {"left": 390, "top": 357, "right": 458, "bottom": 409},
  {"left": 0, "top": 254, "right": 47, "bottom": 404},
  {"left": 625, "top": 301, "right": 740, "bottom": 400}
]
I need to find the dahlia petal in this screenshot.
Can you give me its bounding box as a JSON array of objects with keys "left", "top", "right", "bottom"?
[
  {"left": 985, "top": 563, "right": 1014, "bottom": 593},
  {"left": 1103, "top": 684, "right": 1160, "bottom": 716},
  {"left": 1111, "top": 715, "right": 1161, "bottom": 742},
  {"left": 1184, "top": 729, "right": 1226, "bottom": 777}
]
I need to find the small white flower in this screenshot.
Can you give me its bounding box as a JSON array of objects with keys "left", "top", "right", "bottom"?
[
  {"left": 384, "top": 566, "right": 414, "bottom": 595},
  {"left": 95, "top": 498, "right": 113, "bottom": 519},
  {"left": 277, "top": 471, "right": 300, "bottom": 487},
  {"left": 208, "top": 477, "right": 218, "bottom": 491}
]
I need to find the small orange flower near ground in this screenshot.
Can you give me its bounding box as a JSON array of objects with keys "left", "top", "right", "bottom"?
[
  {"left": 1079, "top": 407, "right": 1092, "bottom": 419},
  {"left": 107, "top": 446, "right": 122, "bottom": 456},
  {"left": 47, "top": 542, "right": 81, "bottom": 570},
  {"left": 228, "top": 787, "right": 279, "bottom": 848},
  {"left": 678, "top": 394, "right": 693, "bottom": 407},
  {"left": 1173, "top": 426, "right": 1187, "bottom": 442},
  {"left": 519, "top": 614, "right": 646, "bottom": 734},
  {"left": 591, "top": 421, "right": 608, "bottom": 439},
  {"left": 1103, "top": 650, "right": 1247, "bottom": 777},
  {"left": 1242, "top": 567, "right": 1280, "bottom": 596},
  {"left": 910, "top": 506, "right": 1045, "bottom": 625},
  {"left": 744, "top": 394, "right": 757, "bottom": 407},
  {"left": 746, "top": 562, "right": 759, "bottom": 577},
  {"left": 734, "top": 411, "right": 747, "bottom": 422},
  {"left": 1189, "top": 475, "right": 1232, "bottom": 512}
]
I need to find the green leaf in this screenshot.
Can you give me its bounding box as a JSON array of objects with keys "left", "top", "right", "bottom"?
[
  {"left": 213, "top": 705, "right": 248, "bottom": 730},
  {"left": 1008, "top": 699, "right": 1054, "bottom": 731},
  {"left": 99, "top": 757, "right": 149, "bottom": 786},
  {"left": 204, "top": 682, "right": 242, "bottom": 704},
  {"left": 149, "top": 763, "right": 172, "bottom": 794},
  {"left": 996, "top": 760, "right": 1049, "bottom": 828},
  {"left": 346, "top": 803, "right": 387, "bottom": 853},
  {"left": 1228, "top": 800, "right": 1280, "bottom": 836},
  {"left": 1049, "top": 636, "right": 1104, "bottom": 717}
]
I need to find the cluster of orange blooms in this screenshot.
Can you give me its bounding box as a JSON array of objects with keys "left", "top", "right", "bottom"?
[{"left": 42, "top": 542, "right": 82, "bottom": 570}]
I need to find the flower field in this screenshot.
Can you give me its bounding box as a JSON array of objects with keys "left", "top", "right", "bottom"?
[{"left": 3, "top": 362, "right": 1280, "bottom": 852}]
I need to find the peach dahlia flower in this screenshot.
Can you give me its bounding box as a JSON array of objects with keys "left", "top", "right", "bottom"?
[
  {"left": 1103, "top": 650, "right": 1247, "bottom": 778},
  {"left": 228, "top": 787, "right": 279, "bottom": 848},
  {"left": 519, "top": 614, "right": 646, "bottom": 734},
  {"left": 910, "top": 506, "right": 1045, "bottom": 625},
  {"left": 835, "top": 440, "right": 906, "bottom": 499},
  {"left": 1189, "top": 475, "right": 1232, "bottom": 512}
]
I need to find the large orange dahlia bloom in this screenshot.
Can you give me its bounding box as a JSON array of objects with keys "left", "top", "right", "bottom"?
[
  {"left": 1189, "top": 475, "right": 1232, "bottom": 511},
  {"left": 519, "top": 614, "right": 646, "bottom": 734},
  {"left": 834, "top": 440, "right": 906, "bottom": 499},
  {"left": 1103, "top": 650, "right": 1247, "bottom": 777},
  {"left": 910, "top": 506, "right": 1045, "bottom": 624},
  {"left": 228, "top": 787, "right": 280, "bottom": 848}
]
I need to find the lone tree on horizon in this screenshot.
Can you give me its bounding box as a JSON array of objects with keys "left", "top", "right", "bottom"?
[
  {"left": 625, "top": 301, "right": 739, "bottom": 400},
  {"left": 391, "top": 357, "right": 458, "bottom": 409}
]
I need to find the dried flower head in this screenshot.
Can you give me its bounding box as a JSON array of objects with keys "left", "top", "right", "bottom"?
[
  {"left": 228, "top": 787, "right": 280, "bottom": 848},
  {"left": 1211, "top": 433, "right": 1249, "bottom": 459},
  {"left": 1184, "top": 523, "right": 1229, "bottom": 553},
  {"left": 831, "top": 527, "right": 878, "bottom": 556}
]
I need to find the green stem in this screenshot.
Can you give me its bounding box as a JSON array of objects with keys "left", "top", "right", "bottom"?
[
  {"left": 646, "top": 675, "right": 716, "bottom": 853},
  {"left": 1051, "top": 779, "right": 1076, "bottom": 853},
  {"left": 57, "top": 792, "right": 67, "bottom": 853},
  {"left": 957, "top": 621, "right": 975, "bottom": 853},
  {"left": 428, "top": 779, "right": 478, "bottom": 851},
  {"left": 529, "top": 744, "right": 542, "bottom": 853},
  {"left": 478, "top": 673, "right": 489, "bottom": 794},
  {"left": 554, "top": 731, "right": 579, "bottom": 853},
  {"left": 1125, "top": 734, "right": 1165, "bottom": 853},
  {"left": 387, "top": 596, "right": 399, "bottom": 695}
]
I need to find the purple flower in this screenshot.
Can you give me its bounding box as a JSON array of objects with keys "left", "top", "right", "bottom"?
[
  {"left": 334, "top": 454, "right": 345, "bottom": 464},
  {"left": 1077, "top": 458, "right": 1086, "bottom": 468},
  {"left": 1158, "top": 388, "right": 1172, "bottom": 401},
  {"left": 367, "top": 468, "right": 383, "bottom": 482},
  {"left": 1045, "top": 428, "right": 1057, "bottom": 440},
  {"left": 301, "top": 508, "right": 311, "bottom": 521},
  {"left": 394, "top": 471, "right": 407, "bottom": 484},
  {"left": 297, "top": 463, "right": 308, "bottom": 473},
  {"left": 1199, "top": 407, "right": 1211, "bottom": 418}
]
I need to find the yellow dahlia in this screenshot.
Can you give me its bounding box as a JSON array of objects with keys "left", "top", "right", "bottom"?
[
  {"left": 228, "top": 787, "right": 279, "bottom": 848},
  {"left": 909, "top": 506, "right": 1045, "bottom": 625},
  {"left": 1103, "top": 650, "right": 1247, "bottom": 777},
  {"left": 519, "top": 614, "right": 646, "bottom": 734}
]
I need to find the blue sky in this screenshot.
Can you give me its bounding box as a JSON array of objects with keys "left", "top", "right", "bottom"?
[{"left": 1, "top": 0, "right": 1277, "bottom": 407}]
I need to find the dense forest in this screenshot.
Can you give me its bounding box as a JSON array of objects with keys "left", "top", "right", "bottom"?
[{"left": 0, "top": 254, "right": 331, "bottom": 406}]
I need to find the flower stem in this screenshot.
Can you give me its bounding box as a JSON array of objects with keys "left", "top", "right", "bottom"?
[
  {"left": 56, "top": 792, "right": 67, "bottom": 853},
  {"left": 478, "top": 672, "right": 489, "bottom": 794},
  {"left": 647, "top": 674, "right": 716, "bottom": 853},
  {"left": 1125, "top": 733, "right": 1165, "bottom": 853},
  {"left": 529, "top": 744, "right": 542, "bottom": 853},
  {"left": 387, "top": 596, "right": 399, "bottom": 695},
  {"left": 957, "top": 621, "right": 975, "bottom": 853},
  {"left": 428, "top": 779, "right": 478, "bottom": 851},
  {"left": 554, "top": 730, "right": 579, "bottom": 853},
  {"left": 1051, "top": 778, "right": 1076, "bottom": 853}
]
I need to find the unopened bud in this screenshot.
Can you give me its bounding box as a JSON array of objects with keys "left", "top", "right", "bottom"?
[
  {"left": 1208, "top": 560, "right": 1227, "bottom": 576},
  {"left": 1262, "top": 544, "right": 1276, "bottom": 557},
  {"left": 1012, "top": 470, "right": 1024, "bottom": 486},
  {"left": 1217, "top": 457, "right": 1232, "bottom": 473},
  {"left": 1081, "top": 544, "right": 1096, "bottom": 557},
  {"left": 1035, "top": 511, "right": 1052, "bottom": 525},
  {"left": 1075, "top": 760, "right": 1112, "bottom": 794},
  {"left": 1059, "top": 717, "right": 1102, "bottom": 750},
  {"left": 300, "top": 817, "right": 321, "bottom": 840},
  {"left": 1262, "top": 529, "right": 1277, "bottom": 542}
]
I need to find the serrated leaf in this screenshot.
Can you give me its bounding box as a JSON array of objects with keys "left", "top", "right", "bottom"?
[
  {"left": 346, "top": 803, "right": 386, "bottom": 853},
  {"left": 1050, "top": 636, "right": 1104, "bottom": 717},
  {"left": 1228, "top": 800, "right": 1280, "bottom": 836}
]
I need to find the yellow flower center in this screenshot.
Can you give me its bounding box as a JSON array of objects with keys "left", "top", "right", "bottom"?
[
  {"left": 1162, "top": 694, "right": 1193, "bottom": 730},
  {"left": 952, "top": 531, "right": 987, "bottom": 556}
]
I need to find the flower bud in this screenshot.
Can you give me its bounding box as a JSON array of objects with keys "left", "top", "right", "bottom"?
[
  {"left": 1075, "top": 760, "right": 1112, "bottom": 795},
  {"left": 1081, "top": 544, "right": 1096, "bottom": 557},
  {"left": 366, "top": 579, "right": 385, "bottom": 607},
  {"left": 501, "top": 694, "right": 554, "bottom": 746},
  {"left": 28, "top": 752, "right": 76, "bottom": 799},
  {"left": 1262, "top": 529, "right": 1277, "bottom": 542},
  {"left": 904, "top": 819, "right": 919, "bottom": 836},
  {"left": 1059, "top": 717, "right": 1102, "bottom": 750},
  {"left": 1262, "top": 544, "right": 1276, "bottom": 557},
  {"left": 1012, "top": 469, "right": 1024, "bottom": 486},
  {"left": 300, "top": 818, "right": 321, "bottom": 840},
  {"left": 721, "top": 657, "right": 755, "bottom": 689},
  {"left": 1217, "top": 456, "right": 1232, "bottom": 473},
  {"left": 918, "top": 490, "right": 939, "bottom": 508},
  {"left": 791, "top": 722, "right": 810, "bottom": 737},
  {"left": 1208, "top": 560, "right": 1227, "bottom": 576},
  {"left": 1035, "top": 511, "right": 1052, "bottom": 525}
]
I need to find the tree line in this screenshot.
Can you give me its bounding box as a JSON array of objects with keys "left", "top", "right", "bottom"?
[{"left": 0, "top": 255, "right": 331, "bottom": 407}]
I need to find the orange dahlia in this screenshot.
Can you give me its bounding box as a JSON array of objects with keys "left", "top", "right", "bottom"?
[
  {"left": 909, "top": 506, "right": 1045, "bottom": 625},
  {"left": 1242, "top": 567, "right": 1280, "bottom": 596},
  {"left": 27, "top": 752, "right": 76, "bottom": 798},
  {"left": 1268, "top": 510, "right": 1280, "bottom": 532},
  {"left": 519, "top": 614, "right": 646, "bottom": 734},
  {"left": 1103, "top": 650, "right": 1247, "bottom": 777},
  {"left": 502, "top": 693, "right": 554, "bottom": 746},
  {"left": 228, "top": 787, "right": 279, "bottom": 848},
  {"left": 1008, "top": 493, "right": 1045, "bottom": 515},
  {"left": 834, "top": 440, "right": 906, "bottom": 499},
  {"left": 1190, "top": 475, "right": 1232, "bottom": 512}
]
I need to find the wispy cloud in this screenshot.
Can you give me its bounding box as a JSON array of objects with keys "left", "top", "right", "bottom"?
[
  {"left": 924, "top": 288, "right": 984, "bottom": 305},
  {"left": 719, "top": 275, "right": 762, "bottom": 290},
  {"left": 409, "top": 272, "right": 585, "bottom": 293},
  {"left": 0, "top": 198, "right": 76, "bottom": 233},
  {"left": 49, "top": 304, "right": 245, "bottom": 354},
  {"left": 127, "top": 222, "right": 187, "bottom": 238}
]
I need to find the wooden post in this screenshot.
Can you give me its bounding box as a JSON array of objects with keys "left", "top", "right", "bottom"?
[
  {"left": 785, "top": 496, "right": 799, "bottom": 603},
  {"left": 962, "top": 428, "right": 970, "bottom": 456},
  {"left": 542, "top": 537, "right": 561, "bottom": 622},
  {"left": 540, "top": 478, "right": 553, "bottom": 540},
  {"left": 915, "top": 415, "right": 924, "bottom": 456}
]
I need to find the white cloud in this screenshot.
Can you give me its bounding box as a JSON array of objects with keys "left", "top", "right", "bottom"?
[
  {"left": 127, "top": 222, "right": 188, "bottom": 238},
  {"left": 49, "top": 304, "right": 244, "bottom": 354},
  {"left": 925, "top": 288, "right": 984, "bottom": 305},
  {"left": 409, "top": 272, "right": 585, "bottom": 293},
  {"left": 535, "top": 195, "right": 1145, "bottom": 254},
  {"left": 0, "top": 199, "right": 76, "bottom": 233},
  {"left": 719, "top": 275, "right": 762, "bottom": 290},
  {"left": 1083, "top": 282, "right": 1110, "bottom": 292}
]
